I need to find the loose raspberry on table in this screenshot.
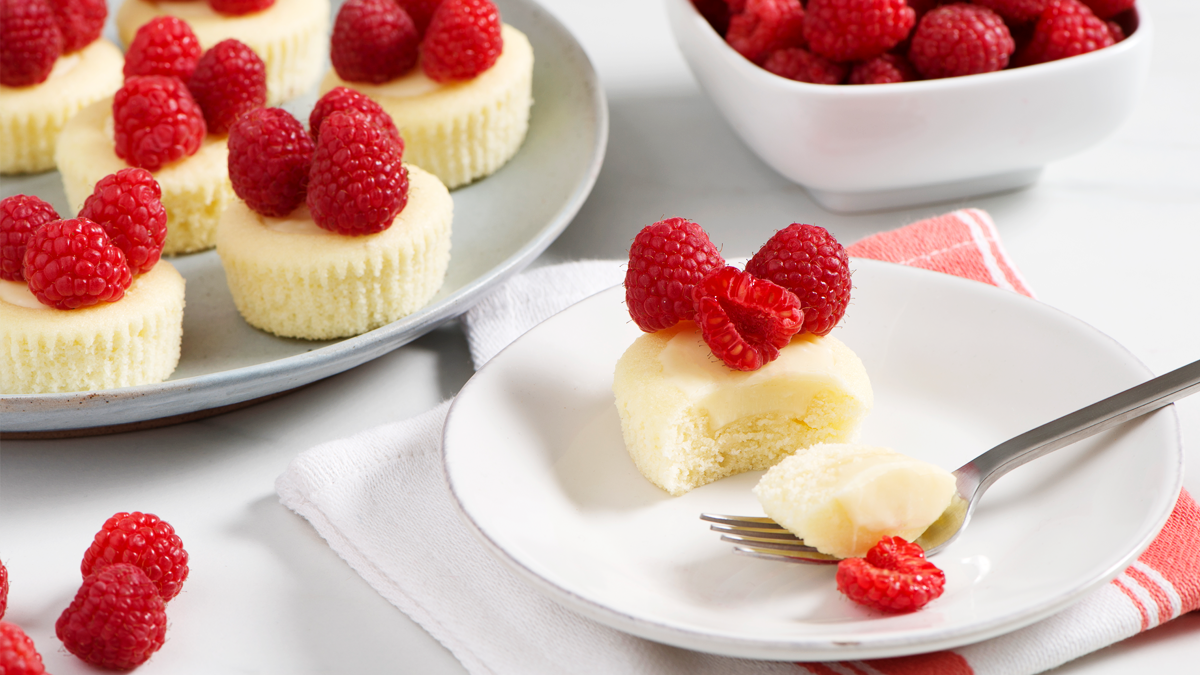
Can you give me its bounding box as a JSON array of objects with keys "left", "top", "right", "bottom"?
[
  {"left": 187, "top": 38, "right": 267, "bottom": 134},
  {"left": 23, "top": 217, "right": 132, "bottom": 309},
  {"left": 762, "top": 47, "right": 846, "bottom": 85},
  {"left": 803, "top": 0, "right": 915, "bottom": 63},
  {"left": 209, "top": 0, "right": 275, "bottom": 16},
  {"left": 78, "top": 168, "right": 168, "bottom": 275},
  {"left": 0, "top": 0, "right": 62, "bottom": 87},
  {"left": 113, "top": 75, "right": 207, "bottom": 172},
  {"left": 331, "top": 0, "right": 420, "bottom": 84},
  {"left": 307, "top": 110, "right": 409, "bottom": 235},
  {"left": 692, "top": 266, "right": 803, "bottom": 371},
  {"left": 56, "top": 563, "right": 168, "bottom": 669},
  {"left": 1, "top": 621, "right": 47, "bottom": 675},
  {"left": 397, "top": 0, "right": 444, "bottom": 35},
  {"left": 1015, "top": 0, "right": 1114, "bottom": 66},
  {"left": 228, "top": 107, "right": 314, "bottom": 217},
  {"left": 971, "top": 0, "right": 1047, "bottom": 24},
  {"left": 1080, "top": 0, "right": 1134, "bottom": 20},
  {"left": 123, "top": 15, "right": 202, "bottom": 81},
  {"left": 836, "top": 536, "right": 946, "bottom": 613},
  {"left": 310, "top": 86, "right": 404, "bottom": 151},
  {"left": 725, "top": 0, "right": 805, "bottom": 65},
  {"left": 81, "top": 511, "right": 190, "bottom": 602},
  {"left": 1, "top": 195, "right": 61, "bottom": 282},
  {"left": 47, "top": 0, "right": 105, "bottom": 53},
  {"left": 745, "top": 223, "right": 851, "bottom": 336},
  {"left": 909, "top": 4, "right": 1015, "bottom": 79},
  {"left": 624, "top": 217, "right": 726, "bottom": 332},
  {"left": 421, "top": 0, "right": 503, "bottom": 82},
  {"left": 848, "top": 52, "right": 917, "bottom": 84}
]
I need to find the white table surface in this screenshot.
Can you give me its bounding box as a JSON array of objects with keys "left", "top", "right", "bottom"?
[{"left": 2, "top": 0, "right": 1198, "bottom": 672}]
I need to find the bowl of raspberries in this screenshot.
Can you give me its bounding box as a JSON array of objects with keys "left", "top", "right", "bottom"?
[{"left": 666, "top": 0, "right": 1151, "bottom": 212}]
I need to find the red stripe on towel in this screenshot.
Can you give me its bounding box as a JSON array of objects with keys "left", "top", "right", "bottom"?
[
  {"left": 1132, "top": 490, "right": 1200, "bottom": 616},
  {"left": 1113, "top": 577, "right": 1152, "bottom": 632}
]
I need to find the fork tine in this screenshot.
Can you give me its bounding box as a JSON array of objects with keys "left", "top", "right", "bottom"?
[
  {"left": 732, "top": 546, "right": 841, "bottom": 565},
  {"left": 718, "top": 533, "right": 822, "bottom": 553},
  {"left": 707, "top": 524, "right": 803, "bottom": 541},
  {"left": 700, "top": 513, "right": 788, "bottom": 530}
]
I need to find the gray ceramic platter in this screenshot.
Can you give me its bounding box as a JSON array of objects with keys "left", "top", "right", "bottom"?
[{"left": 0, "top": 0, "right": 608, "bottom": 435}]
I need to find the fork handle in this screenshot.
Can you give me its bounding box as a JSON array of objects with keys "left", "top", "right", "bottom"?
[{"left": 962, "top": 358, "right": 1200, "bottom": 496}]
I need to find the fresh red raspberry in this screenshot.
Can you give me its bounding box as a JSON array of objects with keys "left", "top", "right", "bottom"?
[
  {"left": 725, "top": 0, "right": 805, "bottom": 65},
  {"left": 0, "top": 621, "right": 47, "bottom": 675},
  {"left": 81, "top": 511, "right": 190, "bottom": 603},
  {"left": 746, "top": 223, "right": 850, "bottom": 336},
  {"left": 209, "top": 0, "right": 275, "bottom": 15},
  {"left": 47, "top": 0, "right": 105, "bottom": 53},
  {"left": 909, "top": 4, "right": 1014, "bottom": 79},
  {"left": 22, "top": 218, "right": 132, "bottom": 309},
  {"left": 971, "top": 0, "right": 1047, "bottom": 24},
  {"left": 693, "top": 0, "right": 732, "bottom": 36},
  {"left": 228, "top": 107, "right": 314, "bottom": 217},
  {"left": 836, "top": 536, "right": 946, "bottom": 613},
  {"left": 692, "top": 266, "right": 803, "bottom": 371},
  {"left": 307, "top": 110, "right": 409, "bottom": 235},
  {"left": 113, "top": 75, "right": 207, "bottom": 172},
  {"left": 1, "top": 195, "right": 60, "bottom": 282},
  {"left": 421, "top": 0, "right": 503, "bottom": 82},
  {"left": 78, "top": 168, "right": 168, "bottom": 275},
  {"left": 331, "top": 0, "right": 420, "bottom": 84},
  {"left": 56, "top": 563, "right": 167, "bottom": 669},
  {"left": 0, "top": 0, "right": 63, "bottom": 87},
  {"left": 624, "top": 218, "right": 726, "bottom": 332},
  {"left": 762, "top": 47, "right": 846, "bottom": 84},
  {"left": 0, "top": 559, "right": 7, "bottom": 619},
  {"left": 123, "top": 15, "right": 202, "bottom": 81},
  {"left": 1107, "top": 19, "right": 1125, "bottom": 42},
  {"left": 803, "top": 0, "right": 914, "bottom": 63},
  {"left": 1015, "top": 0, "right": 1114, "bottom": 66},
  {"left": 1080, "top": 0, "right": 1134, "bottom": 20},
  {"left": 848, "top": 52, "right": 917, "bottom": 84},
  {"left": 396, "top": 0, "right": 444, "bottom": 35},
  {"left": 310, "top": 86, "right": 403, "bottom": 151},
  {"left": 187, "top": 38, "right": 267, "bottom": 134}
]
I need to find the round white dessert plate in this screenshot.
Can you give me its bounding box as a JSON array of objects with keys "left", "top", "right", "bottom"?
[
  {"left": 0, "top": 0, "right": 607, "bottom": 435},
  {"left": 443, "top": 259, "right": 1183, "bottom": 661}
]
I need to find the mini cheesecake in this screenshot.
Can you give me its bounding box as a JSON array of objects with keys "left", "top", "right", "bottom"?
[{"left": 320, "top": 23, "right": 533, "bottom": 189}]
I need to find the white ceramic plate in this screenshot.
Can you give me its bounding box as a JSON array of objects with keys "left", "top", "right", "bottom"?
[
  {"left": 0, "top": 0, "right": 606, "bottom": 434},
  {"left": 443, "top": 259, "right": 1182, "bottom": 661}
]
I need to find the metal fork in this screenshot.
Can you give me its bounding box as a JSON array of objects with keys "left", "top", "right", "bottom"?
[{"left": 703, "top": 358, "right": 1200, "bottom": 564}]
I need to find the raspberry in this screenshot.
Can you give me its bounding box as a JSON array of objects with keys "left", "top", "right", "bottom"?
[
  {"left": 0, "top": 0, "right": 62, "bottom": 87},
  {"left": 310, "top": 86, "right": 403, "bottom": 151},
  {"left": 209, "top": 0, "right": 275, "bottom": 15},
  {"left": 228, "top": 107, "right": 314, "bottom": 217},
  {"left": 0, "top": 558, "right": 7, "bottom": 619},
  {"left": 971, "top": 0, "right": 1047, "bottom": 24},
  {"left": 81, "top": 511, "right": 190, "bottom": 603},
  {"left": 47, "top": 0, "right": 105, "bottom": 53},
  {"left": 909, "top": 4, "right": 1015, "bottom": 79},
  {"left": 0, "top": 621, "right": 47, "bottom": 675},
  {"left": 692, "top": 266, "right": 803, "bottom": 371},
  {"left": 396, "top": 0, "right": 444, "bottom": 35},
  {"left": 123, "top": 15, "right": 202, "bottom": 81},
  {"left": 307, "top": 110, "right": 409, "bottom": 235},
  {"left": 23, "top": 218, "right": 131, "bottom": 309},
  {"left": 1015, "top": 0, "right": 1114, "bottom": 66},
  {"left": 1080, "top": 0, "right": 1134, "bottom": 20},
  {"left": 624, "top": 217, "right": 726, "bottom": 332},
  {"left": 1, "top": 195, "right": 60, "bottom": 282},
  {"left": 762, "top": 47, "right": 846, "bottom": 85},
  {"left": 803, "top": 0, "right": 915, "bottom": 63},
  {"left": 693, "top": 0, "right": 732, "bottom": 36},
  {"left": 725, "top": 0, "right": 806, "bottom": 65},
  {"left": 56, "top": 563, "right": 167, "bottom": 669},
  {"left": 331, "top": 0, "right": 420, "bottom": 84},
  {"left": 1107, "top": 19, "right": 1125, "bottom": 42},
  {"left": 848, "top": 52, "right": 917, "bottom": 84},
  {"left": 78, "top": 168, "right": 168, "bottom": 275},
  {"left": 421, "top": 0, "right": 503, "bottom": 82},
  {"left": 113, "top": 75, "right": 207, "bottom": 171},
  {"left": 836, "top": 536, "right": 946, "bottom": 613},
  {"left": 745, "top": 223, "right": 851, "bottom": 336},
  {"left": 187, "top": 38, "right": 267, "bottom": 134}
]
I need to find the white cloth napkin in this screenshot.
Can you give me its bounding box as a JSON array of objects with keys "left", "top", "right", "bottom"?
[{"left": 277, "top": 211, "right": 1198, "bottom": 675}]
